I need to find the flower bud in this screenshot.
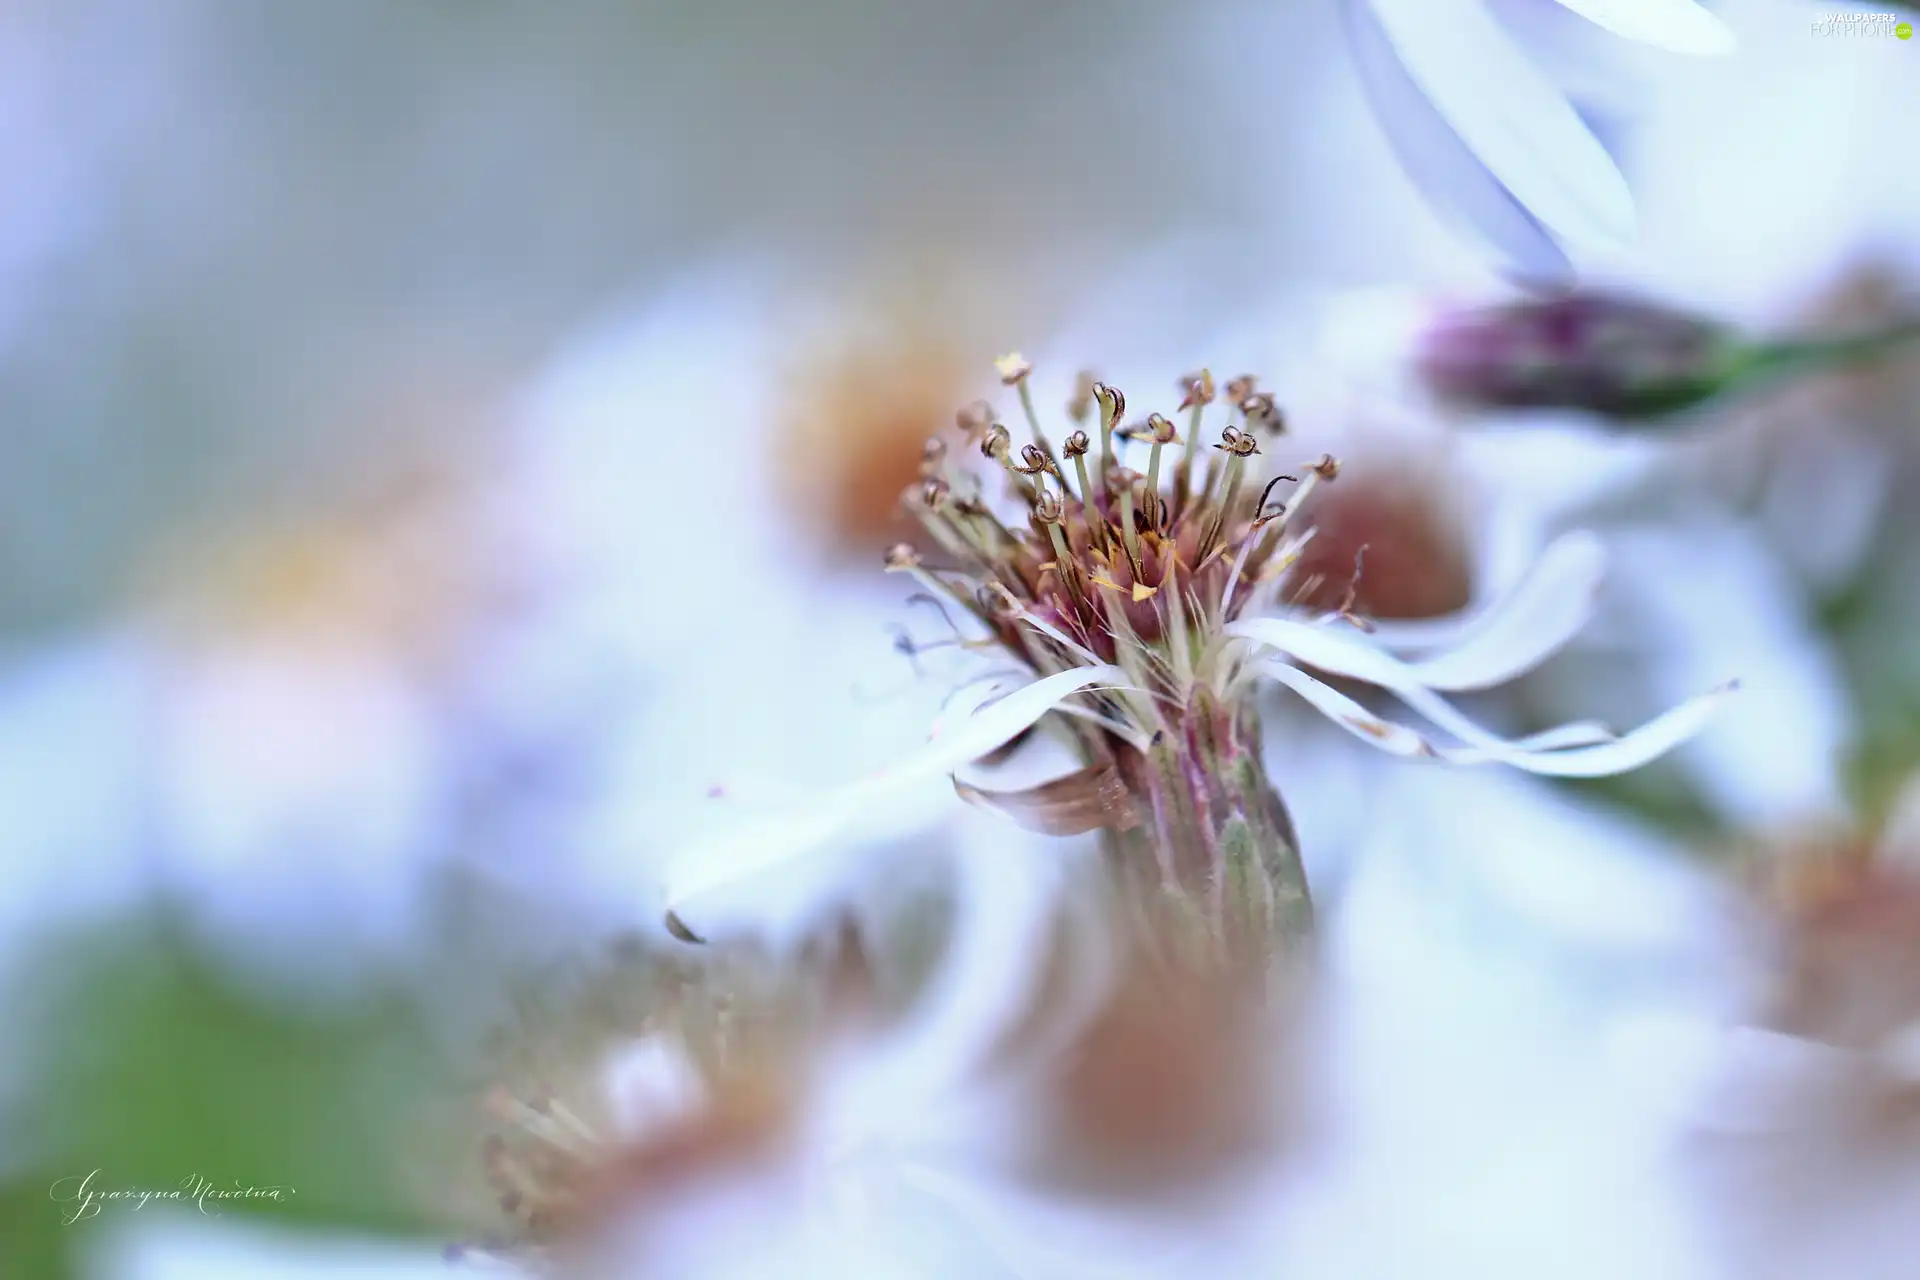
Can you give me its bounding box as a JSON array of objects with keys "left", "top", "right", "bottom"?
[{"left": 1416, "top": 291, "right": 1745, "bottom": 421}]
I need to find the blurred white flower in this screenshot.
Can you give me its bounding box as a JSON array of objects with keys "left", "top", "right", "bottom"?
[
  {"left": 1344, "top": 0, "right": 1732, "bottom": 275},
  {"left": 450, "top": 829, "right": 1225, "bottom": 1280},
  {"left": 0, "top": 445, "right": 603, "bottom": 991}
]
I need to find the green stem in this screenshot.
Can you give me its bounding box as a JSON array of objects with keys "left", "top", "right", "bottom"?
[
  {"left": 1101, "top": 704, "right": 1312, "bottom": 977},
  {"left": 1739, "top": 315, "right": 1920, "bottom": 388}
]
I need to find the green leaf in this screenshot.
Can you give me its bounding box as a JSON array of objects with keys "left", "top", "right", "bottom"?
[{"left": 1, "top": 914, "right": 460, "bottom": 1263}]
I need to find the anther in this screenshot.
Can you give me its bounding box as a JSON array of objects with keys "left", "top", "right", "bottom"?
[
  {"left": 1063, "top": 429, "right": 1108, "bottom": 554},
  {"left": 1068, "top": 370, "right": 1099, "bottom": 424},
  {"left": 1014, "top": 443, "right": 1058, "bottom": 477},
  {"left": 1093, "top": 382, "right": 1125, "bottom": 504},
  {"left": 1224, "top": 375, "right": 1259, "bottom": 404},
  {"left": 1177, "top": 370, "right": 1216, "bottom": 409},
  {"left": 920, "top": 437, "right": 949, "bottom": 474},
  {"left": 995, "top": 352, "right": 1034, "bottom": 386},
  {"left": 980, "top": 422, "right": 1013, "bottom": 461},
  {"left": 884, "top": 543, "right": 923, "bottom": 571},
  {"left": 956, "top": 400, "right": 996, "bottom": 436},
  {"left": 920, "top": 476, "right": 952, "bottom": 509},
  {"left": 1215, "top": 426, "right": 1261, "bottom": 458},
  {"left": 1141, "top": 413, "right": 1178, "bottom": 527},
  {"left": 1239, "top": 391, "right": 1284, "bottom": 432}
]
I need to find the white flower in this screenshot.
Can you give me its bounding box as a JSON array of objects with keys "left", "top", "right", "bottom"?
[
  {"left": 1344, "top": 0, "right": 1733, "bottom": 275},
  {"left": 663, "top": 508, "right": 1732, "bottom": 939}
]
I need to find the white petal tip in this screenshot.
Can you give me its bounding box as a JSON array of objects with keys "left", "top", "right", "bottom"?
[{"left": 1553, "top": 0, "right": 1737, "bottom": 56}]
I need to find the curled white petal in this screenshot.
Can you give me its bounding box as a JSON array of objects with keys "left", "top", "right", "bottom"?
[
  {"left": 1250, "top": 660, "right": 1729, "bottom": 781},
  {"left": 1362, "top": 0, "right": 1636, "bottom": 252},
  {"left": 1233, "top": 617, "right": 1734, "bottom": 777},
  {"left": 1550, "top": 0, "right": 1735, "bottom": 55},
  {"left": 662, "top": 664, "right": 1126, "bottom": 933},
  {"left": 1230, "top": 615, "right": 1532, "bottom": 750},
  {"left": 1260, "top": 660, "right": 1617, "bottom": 761},
  {"left": 1372, "top": 531, "right": 1607, "bottom": 690}
]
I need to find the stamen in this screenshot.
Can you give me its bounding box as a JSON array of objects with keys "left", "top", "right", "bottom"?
[
  {"left": 999, "top": 352, "right": 1057, "bottom": 462},
  {"left": 1014, "top": 443, "right": 1059, "bottom": 479},
  {"left": 1198, "top": 428, "right": 1260, "bottom": 564},
  {"left": 1178, "top": 370, "right": 1215, "bottom": 510},
  {"left": 1093, "top": 382, "right": 1125, "bottom": 504},
  {"left": 1254, "top": 474, "right": 1300, "bottom": 521},
  {"left": 884, "top": 542, "right": 985, "bottom": 620},
  {"left": 956, "top": 399, "right": 996, "bottom": 438},
  {"left": 1068, "top": 370, "right": 1099, "bottom": 425},
  {"left": 1142, "top": 413, "right": 1178, "bottom": 528},
  {"left": 981, "top": 421, "right": 1039, "bottom": 502},
  {"left": 1334, "top": 544, "right": 1377, "bottom": 632},
  {"left": 1213, "top": 473, "right": 1303, "bottom": 624},
  {"left": 1062, "top": 429, "right": 1109, "bottom": 556},
  {"left": 1239, "top": 391, "right": 1285, "bottom": 434},
  {"left": 904, "top": 480, "right": 991, "bottom": 569},
  {"left": 1116, "top": 471, "right": 1146, "bottom": 582}
]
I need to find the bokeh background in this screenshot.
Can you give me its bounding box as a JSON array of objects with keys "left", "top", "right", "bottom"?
[{"left": 3, "top": 1, "right": 1919, "bottom": 1276}]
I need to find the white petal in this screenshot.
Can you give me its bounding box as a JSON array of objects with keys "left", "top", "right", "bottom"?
[
  {"left": 1550, "top": 0, "right": 1734, "bottom": 55},
  {"left": 1233, "top": 617, "right": 1733, "bottom": 777},
  {"left": 1345, "top": 0, "right": 1572, "bottom": 277},
  {"left": 1387, "top": 531, "right": 1607, "bottom": 690},
  {"left": 661, "top": 664, "right": 1126, "bottom": 933},
  {"left": 1363, "top": 0, "right": 1637, "bottom": 250},
  {"left": 906, "top": 665, "right": 1129, "bottom": 787},
  {"left": 1259, "top": 661, "right": 1616, "bottom": 764}
]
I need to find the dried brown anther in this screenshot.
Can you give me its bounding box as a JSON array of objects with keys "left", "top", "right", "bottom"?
[
  {"left": 979, "top": 422, "right": 1013, "bottom": 460},
  {"left": 1216, "top": 426, "right": 1261, "bottom": 457},
  {"left": 1014, "top": 443, "right": 1058, "bottom": 477}
]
